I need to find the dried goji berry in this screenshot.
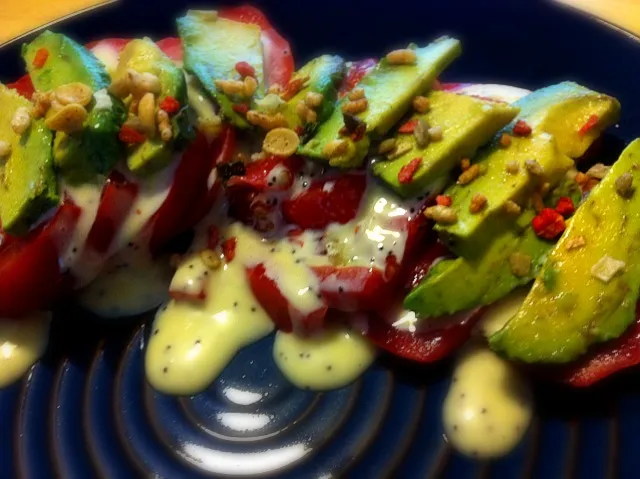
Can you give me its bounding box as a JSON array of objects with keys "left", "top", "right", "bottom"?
[
  {"left": 398, "top": 119, "right": 419, "bottom": 134},
  {"left": 555, "top": 196, "right": 575, "bottom": 217},
  {"left": 232, "top": 103, "right": 249, "bottom": 115},
  {"left": 32, "top": 48, "right": 49, "bottom": 69},
  {"left": 118, "top": 125, "right": 146, "bottom": 144},
  {"left": 398, "top": 158, "right": 422, "bottom": 184},
  {"left": 579, "top": 114, "right": 599, "bottom": 137},
  {"left": 512, "top": 120, "right": 532, "bottom": 137},
  {"left": 159, "top": 96, "right": 181, "bottom": 115},
  {"left": 532, "top": 208, "right": 566, "bottom": 239},
  {"left": 222, "top": 237, "right": 237, "bottom": 262},
  {"left": 436, "top": 195, "right": 452, "bottom": 206},
  {"left": 281, "top": 78, "right": 305, "bottom": 101},
  {"left": 235, "top": 61, "right": 256, "bottom": 78}
]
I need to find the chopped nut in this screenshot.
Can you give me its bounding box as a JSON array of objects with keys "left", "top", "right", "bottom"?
[
  {"left": 505, "top": 160, "right": 520, "bottom": 175},
  {"left": 201, "top": 249, "right": 222, "bottom": 270},
  {"left": 530, "top": 192, "right": 545, "bottom": 213},
  {"left": 138, "top": 92, "right": 157, "bottom": 137},
  {"left": 565, "top": 235, "right": 586, "bottom": 251},
  {"left": 424, "top": 205, "right": 457, "bottom": 224},
  {"left": 457, "top": 164, "right": 481, "bottom": 185},
  {"left": 267, "top": 83, "right": 282, "bottom": 95},
  {"left": 251, "top": 151, "right": 266, "bottom": 162},
  {"left": 575, "top": 172, "right": 589, "bottom": 186},
  {"left": 386, "top": 48, "right": 417, "bottom": 65},
  {"left": 538, "top": 182, "right": 551, "bottom": 196},
  {"left": 31, "top": 91, "right": 53, "bottom": 118},
  {"left": 499, "top": 133, "right": 512, "bottom": 148},
  {"left": 427, "top": 126, "right": 443, "bottom": 142},
  {"left": 509, "top": 252, "right": 532, "bottom": 277},
  {"left": 246, "top": 110, "right": 288, "bottom": 130},
  {"left": 129, "top": 69, "right": 161, "bottom": 96},
  {"left": 323, "top": 139, "right": 350, "bottom": 159},
  {"left": 156, "top": 109, "right": 169, "bottom": 124},
  {"left": 348, "top": 88, "right": 365, "bottom": 101},
  {"left": 616, "top": 172, "right": 634, "bottom": 198},
  {"left": 0, "top": 140, "right": 11, "bottom": 159},
  {"left": 263, "top": 127, "right": 300, "bottom": 157},
  {"left": 503, "top": 200, "right": 522, "bottom": 215},
  {"left": 45, "top": 103, "right": 88, "bottom": 133},
  {"left": 412, "top": 95, "right": 430, "bottom": 113},
  {"left": 55, "top": 82, "right": 93, "bottom": 107},
  {"left": 11, "top": 107, "right": 32, "bottom": 134},
  {"left": 591, "top": 255, "right": 626, "bottom": 283},
  {"left": 378, "top": 138, "right": 397, "bottom": 155},
  {"left": 305, "top": 91, "right": 324, "bottom": 108},
  {"left": 460, "top": 158, "right": 471, "bottom": 171},
  {"left": 243, "top": 76, "right": 258, "bottom": 97},
  {"left": 305, "top": 109, "right": 318, "bottom": 124},
  {"left": 586, "top": 163, "right": 610, "bottom": 180},
  {"left": 469, "top": 193, "right": 488, "bottom": 214},
  {"left": 525, "top": 159, "right": 544, "bottom": 176},
  {"left": 565, "top": 168, "right": 579, "bottom": 181},
  {"left": 160, "top": 124, "right": 173, "bottom": 142},
  {"left": 387, "top": 142, "right": 412, "bottom": 160},
  {"left": 109, "top": 75, "right": 131, "bottom": 98},
  {"left": 215, "top": 79, "right": 246, "bottom": 96},
  {"left": 296, "top": 100, "right": 311, "bottom": 120},
  {"left": 341, "top": 98, "right": 368, "bottom": 115},
  {"left": 413, "top": 118, "right": 430, "bottom": 148}
]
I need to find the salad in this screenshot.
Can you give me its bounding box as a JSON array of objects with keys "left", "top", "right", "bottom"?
[{"left": 0, "top": 4, "right": 636, "bottom": 460}]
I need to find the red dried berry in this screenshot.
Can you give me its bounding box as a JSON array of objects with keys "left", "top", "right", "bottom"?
[
  {"left": 532, "top": 208, "right": 566, "bottom": 239},
  {"left": 398, "top": 119, "right": 419, "bottom": 134},
  {"left": 159, "top": 96, "right": 181, "bottom": 115},
  {"left": 232, "top": 103, "right": 249, "bottom": 115},
  {"left": 118, "top": 125, "right": 146, "bottom": 144},
  {"left": 555, "top": 196, "right": 575, "bottom": 217},
  {"left": 512, "top": 120, "right": 532, "bottom": 137},
  {"left": 235, "top": 61, "right": 256, "bottom": 79},
  {"left": 579, "top": 114, "right": 599, "bottom": 137},
  {"left": 32, "top": 48, "right": 49, "bottom": 69},
  {"left": 398, "top": 158, "right": 422, "bottom": 184},
  {"left": 222, "top": 237, "right": 237, "bottom": 262},
  {"left": 436, "top": 195, "right": 452, "bottom": 207},
  {"left": 281, "top": 78, "right": 305, "bottom": 101}
]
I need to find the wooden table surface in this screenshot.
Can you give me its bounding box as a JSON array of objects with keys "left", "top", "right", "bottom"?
[{"left": 1, "top": 0, "right": 640, "bottom": 45}]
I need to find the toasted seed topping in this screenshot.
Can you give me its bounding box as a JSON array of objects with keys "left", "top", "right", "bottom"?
[
  {"left": 55, "top": 82, "right": 93, "bottom": 107},
  {"left": 428, "top": 126, "right": 443, "bottom": 142},
  {"left": 109, "top": 75, "right": 131, "bottom": 99},
  {"left": 524, "top": 159, "right": 544, "bottom": 176},
  {"left": 246, "top": 110, "right": 288, "bottom": 130},
  {"left": 499, "top": 133, "right": 512, "bottom": 148},
  {"left": 505, "top": 160, "right": 520, "bottom": 175},
  {"left": 412, "top": 95, "right": 430, "bottom": 113},
  {"left": 615, "top": 172, "right": 634, "bottom": 198},
  {"left": 323, "top": 139, "right": 350, "bottom": 158},
  {"left": 378, "top": 138, "right": 397, "bottom": 155},
  {"left": 386, "top": 48, "right": 417, "bottom": 65},
  {"left": 341, "top": 98, "right": 368, "bottom": 115},
  {"left": 457, "top": 164, "right": 481, "bottom": 185},
  {"left": 129, "top": 69, "right": 161, "bottom": 96},
  {"left": 160, "top": 124, "right": 173, "bottom": 142},
  {"left": 348, "top": 88, "right": 366, "bottom": 101},
  {"left": 424, "top": 205, "right": 458, "bottom": 224},
  {"left": 11, "top": 107, "right": 32, "bottom": 135},
  {"left": 469, "top": 193, "right": 488, "bottom": 214},
  {"left": 305, "top": 91, "right": 324, "bottom": 108},
  {"left": 44, "top": 103, "right": 87, "bottom": 133},
  {"left": 460, "top": 158, "right": 471, "bottom": 171},
  {"left": 156, "top": 109, "right": 169, "bottom": 124},
  {"left": 414, "top": 118, "right": 430, "bottom": 148},
  {"left": 387, "top": 141, "right": 412, "bottom": 160},
  {"left": 200, "top": 249, "right": 222, "bottom": 270},
  {"left": 565, "top": 235, "right": 586, "bottom": 251},
  {"left": 243, "top": 76, "right": 258, "bottom": 97},
  {"left": 509, "top": 252, "right": 532, "bottom": 277},
  {"left": 263, "top": 127, "right": 300, "bottom": 157},
  {"left": 503, "top": 200, "right": 522, "bottom": 215},
  {"left": 267, "top": 83, "right": 282, "bottom": 95},
  {"left": 215, "top": 79, "right": 246, "bottom": 96},
  {"left": 251, "top": 151, "right": 266, "bottom": 162},
  {"left": 138, "top": 92, "right": 157, "bottom": 137},
  {"left": 0, "top": 140, "right": 11, "bottom": 159},
  {"left": 591, "top": 255, "right": 626, "bottom": 283},
  {"left": 296, "top": 101, "right": 311, "bottom": 121},
  {"left": 586, "top": 163, "right": 610, "bottom": 180}
]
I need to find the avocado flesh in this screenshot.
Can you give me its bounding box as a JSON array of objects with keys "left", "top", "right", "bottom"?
[
  {"left": 282, "top": 55, "right": 346, "bottom": 132},
  {"left": 114, "top": 38, "right": 190, "bottom": 176},
  {"left": 373, "top": 91, "right": 520, "bottom": 198},
  {"left": 298, "top": 37, "right": 462, "bottom": 168},
  {"left": 178, "top": 10, "right": 264, "bottom": 129},
  {"left": 0, "top": 85, "right": 58, "bottom": 235},
  {"left": 490, "top": 139, "right": 640, "bottom": 363},
  {"left": 404, "top": 218, "right": 549, "bottom": 317}
]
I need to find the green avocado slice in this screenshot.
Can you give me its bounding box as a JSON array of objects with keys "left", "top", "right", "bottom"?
[{"left": 490, "top": 139, "right": 640, "bottom": 363}]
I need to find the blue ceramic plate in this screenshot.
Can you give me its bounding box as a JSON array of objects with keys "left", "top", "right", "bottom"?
[{"left": 2, "top": 0, "right": 640, "bottom": 477}]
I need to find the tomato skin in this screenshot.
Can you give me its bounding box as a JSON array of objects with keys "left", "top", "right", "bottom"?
[
  {"left": 247, "top": 264, "right": 327, "bottom": 333},
  {"left": 364, "top": 308, "right": 484, "bottom": 363},
  {"left": 6, "top": 75, "right": 35, "bottom": 100},
  {"left": 282, "top": 173, "right": 367, "bottom": 230},
  {"left": 156, "top": 37, "right": 183, "bottom": 63},
  {"left": 227, "top": 155, "right": 304, "bottom": 192},
  {"left": 85, "top": 38, "right": 131, "bottom": 53},
  {"left": 0, "top": 203, "right": 81, "bottom": 318}
]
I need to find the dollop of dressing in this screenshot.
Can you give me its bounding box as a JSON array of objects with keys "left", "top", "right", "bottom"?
[
  {"left": 273, "top": 327, "right": 376, "bottom": 390},
  {"left": 0, "top": 312, "right": 51, "bottom": 388}
]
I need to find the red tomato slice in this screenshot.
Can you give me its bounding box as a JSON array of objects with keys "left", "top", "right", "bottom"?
[
  {"left": 219, "top": 5, "right": 294, "bottom": 87},
  {"left": 156, "top": 37, "right": 183, "bottom": 63},
  {"left": 402, "top": 240, "right": 451, "bottom": 291},
  {"left": 226, "top": 156, "right": 304, "bottom": 192},
  {"left": 282, "top": 173, "right": 367, "bottom": 230},
  {"left": 364, "top": 308, "right": 484, "bottom": 363},
  {"left": 84, "top": 171, "right": 138, "bottom": 254},
  {"left": 6, "top": 74, "right": 35, "bottom": 100},
  {"left": 247, "top": 263, "right": 327, "bottom": 333},
  {"left": 85, "top": 38, "right": 131, "bottom": 53},
  {"left": 339, "top": 58, "right": 377, "bottom": 98},
  {"left": 0, "top": 203, "right": 81, "bottom": 318}
]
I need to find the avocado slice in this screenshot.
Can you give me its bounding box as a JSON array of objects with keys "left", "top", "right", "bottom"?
[
  {"left": 299, "top": 37, "right": 462, "bottom": 168},
  {"left": 23, "top": 31, "right": 126, "bottom": 182},
  {"left": 404, "top": 218, "right": 549, "bottom": 317},
  {"left": 281, "top": 55, "right": 346, "bottom": 133},
  {"left": 0, "top": 85, "right": 58, "bottom": 235},
  {"left": 490, "top": 139, "right": 640, "bottom": 363},
  {"left": 113, "top": 38, "right": 192, "bottom": 176},
  {"left": 435, "top": 82, "right": 618, "bottom": 255},
  {"left": 178, "top": 10, "right": 264, "bottom": 129},
  {"left": 373, "top": 91, "right": 519, "bottom": 197}
]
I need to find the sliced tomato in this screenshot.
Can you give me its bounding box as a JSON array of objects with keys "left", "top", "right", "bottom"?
[
  {"left": 339, "top": 58, "right": 377, "bottom": 98},
  {"left": 402, "top": 240, "right": 451, "bottom": 291},
  {"left": 85, "top": 38, "right": 131, "bottom": 53},
  {"left": 219, "top": 5, "right": 294, "bottom": 87},
  {"left": 85, "top": 171, "right": 138, "bottom": 254},
  {"left": 0, "top": 203, "right": 81, "bottom": 318},
  {"left": 7, "top": 74, "right": 35, "bottom": 100},
  {"left": 281, "top": 173, "right": 366, "bottom": 230},
  {"left": 212, "top": 123, "right": 237, "bottom": 165},
  {"left": 226, "top": 155, "right": 304, "bottom": 192},
  {"left": 156, "top": 37, "right": 183, "bottom": 63},
  {"left": 364, "top": 308, "right": 484, "bottom": 363},
  {"left": 247, "top": 263, "right": 327, "bottom": 333}
]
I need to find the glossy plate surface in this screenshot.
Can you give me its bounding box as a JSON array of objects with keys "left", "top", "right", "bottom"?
[{"left": 1, "top": 0, "right": 640, "bottom": 477}]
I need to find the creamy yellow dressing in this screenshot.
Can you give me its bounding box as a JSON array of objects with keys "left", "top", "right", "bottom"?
[
  {"left": 0, "top": 312, "right": 51, "bottom": 388},
  {"left": 273, "top": 327, "right": 376, "bottom": 390}
]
